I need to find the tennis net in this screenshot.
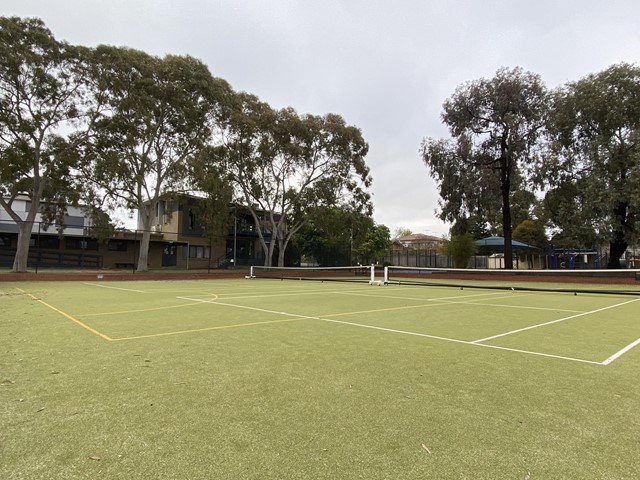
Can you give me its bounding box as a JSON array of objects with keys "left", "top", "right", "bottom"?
[
  {"left": 383, "top": 266, "right": 640, "bottom": 295},
  {"left": 249, "top": 265, "right": 379, "bottom": 283}
]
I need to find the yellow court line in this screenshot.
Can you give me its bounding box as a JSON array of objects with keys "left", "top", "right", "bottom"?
[
  {"left": 110, "top": 317, "right": 303, "bottom": 341},
  {"left": 79, "top": 294, "right": 219, "bottom": 317},
  {"left": 79, "top": 302, "right": 204, "bottom": 317},
  {"left": 18, "top": 290, "right": 113, "bottom": 341},
  {"left": 322, "top": 302, "right": 452, "bottom": 318}
]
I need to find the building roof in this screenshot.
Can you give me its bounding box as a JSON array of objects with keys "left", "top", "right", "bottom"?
[{"left": 395, "top": 233, "right": 443, "bottom": 243}]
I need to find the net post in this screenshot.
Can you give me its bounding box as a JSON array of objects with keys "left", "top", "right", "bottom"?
[
  {"left": 245, "top": 266, "right": 255, "bottom": 279},
  {"left": 370, "top": 264, "right": 375, "bottom": 284},
  {"left": 384, "top": 266, "right": 389, "bottom": 284}
]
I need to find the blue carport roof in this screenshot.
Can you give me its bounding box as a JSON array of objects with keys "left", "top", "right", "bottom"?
[{"left": 474, "top": 236, "right": 540, "bottom": 251}]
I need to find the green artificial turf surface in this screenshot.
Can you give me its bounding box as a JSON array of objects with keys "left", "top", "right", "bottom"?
[{"left": 1, "top": 279, "right": 639, "bottom": 479}]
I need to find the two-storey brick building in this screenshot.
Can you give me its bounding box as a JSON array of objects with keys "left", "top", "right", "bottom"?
[{"left": 0, "top": 195, "right": 268, "bottom": 270}]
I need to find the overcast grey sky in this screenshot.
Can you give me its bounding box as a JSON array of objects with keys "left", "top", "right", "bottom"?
[{"left": 3, "top": 1, "right": 639, "bottom": 236}]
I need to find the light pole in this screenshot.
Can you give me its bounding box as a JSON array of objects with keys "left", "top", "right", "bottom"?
[{"left": 233, "top": 206, "right": 237, "bottom": 268}]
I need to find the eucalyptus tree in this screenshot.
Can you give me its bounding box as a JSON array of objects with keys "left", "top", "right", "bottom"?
[
  {"left": 421, "top": 67, "right": 549, "bottom": 268},
  {"left": 84, "top": 46, "right": 229, "bottom": 271},
  {"left": 219, "top": 95, "right": 372, "bottom": 267},
  {"left": 0, "top": 17, "right": 101, "bottom": 272},
  {"left": 542, "top": 63, "right": 640, "bottom": 268}
]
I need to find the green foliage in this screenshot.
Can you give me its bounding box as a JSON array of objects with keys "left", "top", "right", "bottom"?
[
  {"left": 449, "top": 215, "right": 492, "bottom": 239},
  {"left": 82, "top": 205, "right": 116, "bottom": 244},
  {"left": 294, "top": 205, "right": 376, "bottom": 266},
  {"left": 188, "top": 147, "right": 234, "bottom": 242},
  {"left": 543, "top": 63, "right": 640, "bottom": 267},
  {"left": 512, "top": 219, "right": 548, "bottom": 248},
  {"left": 540, "top": 181, "right": 606, "bottom": 247},
  {"left": 352, "top": 223, "right": 391, "bottom": 265},
  {"left": 440, "top": 233, "right": 477, "bottom": 268}
]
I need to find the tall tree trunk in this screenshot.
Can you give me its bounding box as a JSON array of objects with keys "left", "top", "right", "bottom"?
[
  {"left": 501, "top": 198, "right": 514, "bottom": 269},
  {"left": 137, "top": 229, "right": 151, "bottom": 272},
  {"left": 13, "top": 220, "right": 35, "bottom": 273},
  {"left": 607, "top": 202, "right": 628, "bottom": 269},
  {"left": 500, "top": 151, "right": 513, "bottom": 270},
  {"left": 265, "top": 239, "right": 276, "bottom": 267},
  {"left": 8, "top": 175, "right": 43, "bottom": 273},
  {"left": 11, "top": 198, "right": 40, "bottom": 273},
  {"left": 136, "top": 202, "right": 155, "bottom": 272},
  {"left": 607, "top": 237, "right": 627, "bottom": 269},
  {"left": 277, "top": 236, "right": 289, "bottom": 267}
]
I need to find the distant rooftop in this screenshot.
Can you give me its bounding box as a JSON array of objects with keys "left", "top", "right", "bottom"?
[{"left": 395, "top": 233, "right": 443, "bottom": 243}]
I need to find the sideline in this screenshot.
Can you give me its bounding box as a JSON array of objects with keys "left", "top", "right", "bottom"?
[{"left": 17, "top": 288, "right": 113, "bottom": 341}]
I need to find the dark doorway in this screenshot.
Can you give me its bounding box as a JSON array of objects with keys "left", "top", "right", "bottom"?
[{"left": 162, "top": 243, "right": 177, "bottom": 267}]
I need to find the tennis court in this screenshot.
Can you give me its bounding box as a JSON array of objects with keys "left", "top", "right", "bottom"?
[{"left": 2, "top": 271, "right": 639, "bottom": 479}]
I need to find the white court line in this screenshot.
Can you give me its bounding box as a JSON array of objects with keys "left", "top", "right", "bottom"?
[
  {"left": 176, "top": 296, "right": 311, "bottom": 318},
  {"left": 314, "top": 318, "right": 602, "bottom": 365},
  {"left": 83, "top": 283, "right": 146, "bottom": 293},
  {"left": 602, "top": 338, "right": 640, "bottom": 365},
  {"left": 179, "top": 296, "right": 602, "bottom": 365},
  {"left": 450, "top": 301, "right": 582, "bottom": 314},
  {"left": 338, "top": 290, "right": 510, "bottom": 303},
  {"left": 217, "top": 287, "right": 367, "bottom": 301},
  {"left": 339, "top": 290, "right": 582, "bottom": 314},
  {"left": 471, "top": 297, "right": 640, "bottom": 344}
]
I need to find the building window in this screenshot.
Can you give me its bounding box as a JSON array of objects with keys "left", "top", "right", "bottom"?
[
  {"left": 108, "top": 240, "right": 128, "bottom": 252},
  {"left": 163, "top": 200, "right": 171, "bottom": 224},
  {"left": 29, "top": 236, "right": 60, "bottom": 249},
  {"left": 188, "top": 245, "right": 210, "bottom": 259},
  {"left": 65, "top": 237, "right": 98, "bottom": 250},
  {"left": 0, "top": 235, "right": 11, "bottom": 247},
  {"left": 188, "top": 209, "right": 195, "bottom": 230}
]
